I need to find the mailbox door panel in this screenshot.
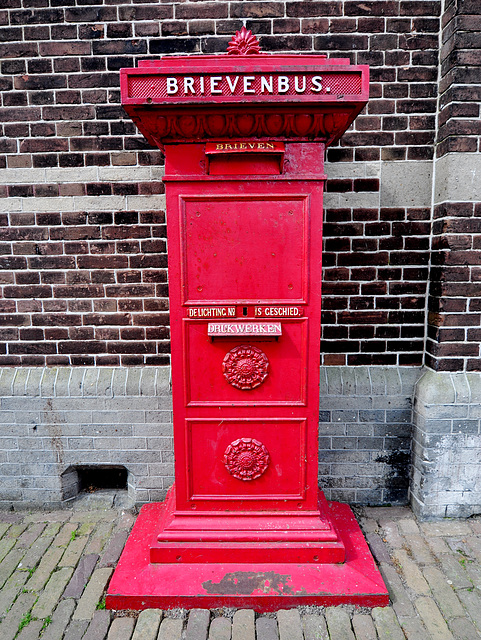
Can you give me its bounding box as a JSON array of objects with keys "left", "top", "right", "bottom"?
[
  {"left": 180, "top": 195, "right": 309, "bottom": 304},
  {"left": 184, "top": 318, "right": 308, "bottom": 406},
  {"left": 186, "top": 419, "right": 307, "bottom": 502}
]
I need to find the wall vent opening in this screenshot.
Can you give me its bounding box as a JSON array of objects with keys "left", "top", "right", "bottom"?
[
  {"left": 61, "top": 465, "right": 129, "bottom": 503},
  {"left": 78, "top": 465, "right": 128, "bottom": 492}
]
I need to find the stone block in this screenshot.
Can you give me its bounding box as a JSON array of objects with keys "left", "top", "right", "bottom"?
[
  {"left": 302, "top": 614, "right": 328, "bottom": 640},
  {"left": 185, "top": 609, "right": 210, "bottom": 640},
  {"left": 381, "top": 160, "right": 432, "bottom": 207},
  {"left": 277, "top": 609, "right": 303, "bottom": 640},
  {"left": 256, "top": 616, "right": 279, "bottom": 640}
]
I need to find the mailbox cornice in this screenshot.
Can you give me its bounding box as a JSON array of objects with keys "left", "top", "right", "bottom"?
[{"left": 120, "top": 54, "right": 369, "bottom": 147}]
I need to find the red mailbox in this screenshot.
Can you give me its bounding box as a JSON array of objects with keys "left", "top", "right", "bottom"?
[{"left": 108, "top": 31, "right": 388, "bottom": 610}]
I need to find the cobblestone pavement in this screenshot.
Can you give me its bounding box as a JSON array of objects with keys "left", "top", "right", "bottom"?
[{"left": 1, "top": 496, "right": 481, "bottom": 639}]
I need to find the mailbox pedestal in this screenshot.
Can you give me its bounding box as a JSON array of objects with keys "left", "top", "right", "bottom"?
[{"left": 108, "top": 33, "right": 388, "bottom": 610}]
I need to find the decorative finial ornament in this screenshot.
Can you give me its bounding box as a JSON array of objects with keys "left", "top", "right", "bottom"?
[{"left": 227, "top": 27, "right": 261, "bottom": 55}]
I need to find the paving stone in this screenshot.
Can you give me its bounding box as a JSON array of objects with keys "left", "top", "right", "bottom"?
[
  {"left": 415, "top": 596, "right": 455, "bottom": 640},
  {"left": 42, "top": 522, "right": 64, "bottom": 538},
  {"left": 449, "top": 616, "right": 481, "bottom": 640},
  {"left": 77, "top": 521, "right": 97, "bottom": 537},
  {"left": 397, "top": 518, "right": 420, "bottom": 536},
  {"left": 0, "top": 538, "right": 15, "bottom": 563},
  {"left": 60, "top": 535, "right": 89, "bottom": 568},
  {"left": 277, "top": 609, "right": 303, "bottom": 640},
  {"left": 468, "top": 519, "right": 481, "bottom": 535},
  {"left": 379, "top": 522, "right": 405, "bottom": 549},
  {"left": 117, "top": 511, "right": 136, "bottom": 531},
  {"left": 302, "top": 613, "right": 328, "bottom": 640},
  {"left": 208, "top": 615, "right": 231, "bottom": 640},
  {"left": 372, "top": 606, "right": 405, "bottom": 640},
  {"left": 64, "top": 619, "right": 90, "bottom": 640},
  {"left": 351, "top": 614, "right": 377, "bottom": 640},
  {"left": 7, "top": 523, "right": 28, "bottom": 539},
  {"left": 16, "top": 618, "right": 44, "bottom": 640},
  {"left": 436, "top": 553, "right": 473, "bottom": 590},
  {"left": 63, "top": 553, "right": 99, "bottom": 600},
  {"left": 465, "top": 535, "right": 481, "bottom": 563},
  {"left": 0, "top": 549, "right": 26, "bottom": 588},
  {"left": 392, "top": 549, "right": 431, "bottom": 595},
  {"left": 19, "top": 535, "right": 54, "bottom": 571},
  {"left": 0, "top": 522, "right": 11, "bottom": 538},
  {"left": 70, "top": 510, "right": 118, "bottom": 524},
  {"left": 25, "top": 545, "right": 65, "bottom": 592},
  {"left": 379, "top": 563, "right": 417, "bottom": 619},
  {"left": 83, "top": 522, "right": 115, "bottom": 556},
  {"left": 0, "top": 512, "right": 23, "bottom": 524},
  {"left": 0, "top": 591, "right": 37, "bottom": 640},
  {"left": 464, "top": 559, "right": 481, "bottom": 588},
  {"left": 83, "top": 609, "right": 111, "bottom": 640},
  {"left": 0, "top": 570, "right": 28, "bottom": 618},
  {"left": 457, "top": 588, "right": 481, "bottom": 630},
  {"left": 54, "top": 523, "right": 79, "bottom": 548},
  {"left": 17, "top": 522, "right": 46, "bottom": 548},
  {"left": 27, "top": 511, "right": 72, "bottom": 524},
  {"left": 422, "top": 566, "right": 465, "bottom": 620},
  {"left": 256, "top": 616, "right": 279, "bottom": 640},
  {"left": 358, "top": 516, "right": 378, "bottom": 534},
  {"left": 157, "top": 617, "right": 183, "bottom": 640},
  {"left": 398, "top": 617, "right": 429, "bottom": 640},
  {"left": 185, "top": 609, "right": 210, "bottom": 640},
  {"left": 32, "top": 566, "right": 74, "bottom": 619},
  {"left": 366, "top": 532, "right": 393, "bottom": 564},
  {"left": 325, "top": 607, "right": 355, "bottom": 640},
  {"left": 41, "top": 599, "right": 76, "bottom": 640},
  {"left": 419, "top": 521, "right": 471, "bottom": 537},
  {"left": 107, "top": 616, "right": 135, "bottom": 640},
  {"left": 232, "top": 609, "right": 255, "bottom": 640},
  {"left": 132, "top": 608, "right": 163, "bottom": 640},
  {"left": 445, "top": 537, "right": 474, "bottom": 559},
  {"left": 98, "top": 530, "right": 129, "bottom": 568},
  {"left": 368, "top": 507, "right": 412, "bottom": 522},
  {"left": 73, "top": 567, "right": 113, "bottom": 621},
  {"left": 404, "top": 534, "right": 436, "bottom": 564},
  {"left": 425, "top": 535, "right": 451, "bottom": 556}
]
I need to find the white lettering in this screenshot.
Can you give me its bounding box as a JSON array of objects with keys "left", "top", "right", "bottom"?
[
  {"left": 243, "top": 76, "right": 255, "bottom": 94},
  {"left": 199, "top": 76, "right": 205, "bottom": 94},
  {"left": 210, "top": 76, "right": 222, "bottom": 94},
  {"left": 226, "top": 75, "right": 239, "bottom": 93},
  {"left": 295, "top": 75, "right": 306, "bottom": 93},
  {"left": 166, "top": 77, "right": 178, "bottom": 95},
  {"left": 311, "top": 76, "right": 323, "bottom": 93},
  {"left": 278, "top": 76, "right": 289, "bottom": 93},
  {"left": 261, "top": 76, "right": 273, "bottom": 94},
  {"left": 183, "top": 77, "right": 195, "bottom": 94}
]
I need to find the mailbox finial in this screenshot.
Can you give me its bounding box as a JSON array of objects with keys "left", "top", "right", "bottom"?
[{"left": 227, "top": 27, "right": 261, "bottom": 55}]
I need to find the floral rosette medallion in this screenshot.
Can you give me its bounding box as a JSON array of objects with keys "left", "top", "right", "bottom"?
[
  {"left": 223, "top": 438, "right": 270, "bottom": 481},
  {"left": 222, "top": 345, "right": 269, "bottom": 390}
]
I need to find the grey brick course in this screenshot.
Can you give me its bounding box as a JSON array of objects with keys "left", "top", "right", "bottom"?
[{"left": 0, "top": 365, "right": 420, "bottom": 508}]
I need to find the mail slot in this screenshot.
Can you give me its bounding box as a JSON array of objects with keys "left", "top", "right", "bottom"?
[{"left": 109, "top": 30, "right": 388, "bottom": 610}]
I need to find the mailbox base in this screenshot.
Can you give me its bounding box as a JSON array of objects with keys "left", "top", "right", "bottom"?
[
  {"left": 107, "top": 493, "right": 389, "bottom": 611},
  {"left": 149, "top": 487, "right": 345, "bottom": 564}
]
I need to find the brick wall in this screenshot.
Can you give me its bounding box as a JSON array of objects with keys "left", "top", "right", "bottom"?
[
  {"left": 0, "top": 365, "right": 418, "bottom": 508},
  {"left": 426, "top": 0, "right": 481, "bottom": 372},
  {"left": 0, "top": 0, "right": 445, "bottom": 367}
]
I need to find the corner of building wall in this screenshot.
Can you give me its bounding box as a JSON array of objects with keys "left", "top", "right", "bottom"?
[{"left": 410, "top": 368, "right": 481, "bottom": 519}]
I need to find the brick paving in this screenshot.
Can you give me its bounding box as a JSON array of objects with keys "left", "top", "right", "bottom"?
[{"left": 1, "top": 501, "right": 481, "bottom": 639}]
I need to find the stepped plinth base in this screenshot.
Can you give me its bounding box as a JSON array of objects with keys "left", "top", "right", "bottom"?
[{"left": 106, "top": 490, "right": 388, "bottom": 611}]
